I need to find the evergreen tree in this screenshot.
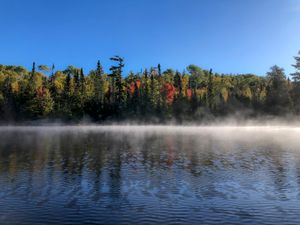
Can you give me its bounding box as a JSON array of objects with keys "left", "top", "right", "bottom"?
[
  {"left": 38, "top": 65, "right": 50, "bottom": 73},
  {"left": 74, "top": 71, "right": 80, "bottom": 92},
  {"left": 31, "top": 62, "right": 36, "bottom": 79},
  {"left": 51, "top": 64, "right": 55, "bottom": 77},
  {"left": 86, "top": 61, "right": 105, "bottom": 120},
  {"left": 174, "top": 71, "right": 182, "bottom": 96},
  {"left": 141, "top": 69, "right": 150, "bottom": 116},
  {"left": 96, "top": 61, "right": 104, "bottom": 101},
  {"left": 79, "top": 68, "right": 85, "bottom": 94},
  {"left": 26, "top": 88, "right": 54, "bottom": 118},
  {"left": 109, "top": 56, "right": 124, "bottom": 108},
  {"left": 291, "top": 51, "right": 300, "bottom": 82},
  {"left": 158, "top": 63, "right": 161, "bottom": 77},
  {"left": 265, "top": 65, "right": 292, "bottom": 115},
  {"left": 1, "top": 77, "right": 16, "bottom": 120},
  {"left": 291, "top": 51, "right": 300, "bottom": 113},
  {"left": 0, "top": 54, "right": 300, "bottom": 122},
  {"left": 62, "top": 72, "right": 72, "bottom": 118},
  {"left": 207, "top": 69, "right": 213, "bottom": 110}
]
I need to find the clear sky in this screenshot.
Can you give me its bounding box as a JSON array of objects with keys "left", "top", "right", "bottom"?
[{"left": 0, "top": 0, "right": 299, "bottom": 76}]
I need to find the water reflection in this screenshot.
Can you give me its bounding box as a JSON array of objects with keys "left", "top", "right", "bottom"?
[{"left": 0, "top": 127, "right": 300, "bottom": 224}]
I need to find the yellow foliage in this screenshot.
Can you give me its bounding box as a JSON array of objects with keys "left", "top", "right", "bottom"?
[
  {"left": 221, "top": 88, "right": 229, "bottom": 102},
  {"left": 196, "top": 88, "right": 207, "bottom": 98},
  {"left": 242, "top": 87, "right": 252, "bottom": 99},
  {"left": 11, "top": 82, "right": 19, "bottom": 93}
]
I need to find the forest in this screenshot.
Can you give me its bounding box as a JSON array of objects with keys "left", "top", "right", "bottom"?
[{"left": 0, "top": 52, "right": 300, "bottom": 123}]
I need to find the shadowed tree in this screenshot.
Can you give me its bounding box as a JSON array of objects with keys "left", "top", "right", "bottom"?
[
  {"left": 174, "top": 71, "right": 182, "bottom": 96},
  {"left": 0, "top": 54, "right": 299, "bottom": 122},
  {"left": 265, "top": 65, "right": 292, "bottom": 115},
  {"left": 158, "top": 64, "right": 161, "bottom": 77},
  {"left": 62, "top": 72, "right": 72, "bottom": 118},
  {"left": 109, "top": 56, "right": 124, "bottom": 113},
  {"left": 207, "top": 69, "right": 213, "bottom": 110},
  {"left": 79, "top": 68, "right": 85, "bottom": 94},
  {"left": 291, "top": 51, "right": 300, "bottom": 112},
  {"left": 38, "top": 65, "right": 50, "bottom": 73},
  {"left": 86, "top": 60, "right": 105, "bottom": 120},
  {"left": 291, "top": 51, "right": 300, "bottom": 82}
]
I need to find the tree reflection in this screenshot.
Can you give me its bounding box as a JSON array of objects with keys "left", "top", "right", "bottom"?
[{"left": 0, "top": 128, "right": 300, "bottom": 205}]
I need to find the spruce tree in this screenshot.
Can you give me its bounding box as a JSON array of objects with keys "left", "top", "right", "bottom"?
[
  {"left": 291, "top": 51, "right": 300, "bottom": 82},
  {"left": 266, "top": 65, "right": 292, "bottom": 115},
  {"left": 109, "top": 56, "right": 124, "bottom": 105},
  {"left": 31, "top": 62, "right": 36, "bottom": 79},
  {"left": 95, "top": 60, "right": 104, "bottom": 101},
  {"left": 174, "top": 71, "right": 182, "bottom": 96},
  {"left": 79, "top": 68, "right": 85, "bottom": 94},
  {"left": 290, "top": 51, "right": 300, "bottom": 113},
  {"left": 207, "top": 69, "right": 213, "bottom": 110},
  {"left": 158, "top": 63, "right": 161, "bottom": 77}
]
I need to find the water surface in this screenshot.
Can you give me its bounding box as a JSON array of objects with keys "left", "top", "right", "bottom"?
[{"left": 1, "top": 126, "right": 300, "bottom": 224}]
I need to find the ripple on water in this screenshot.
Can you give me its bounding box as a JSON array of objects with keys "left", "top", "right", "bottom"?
[{"left": 1, "top": 126, "right": 300, "bottom": 224}]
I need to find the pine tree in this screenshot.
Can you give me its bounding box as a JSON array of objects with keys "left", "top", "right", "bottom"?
[
  {"left": 158, "top": 63, "right": 161, "bottom": 77},
  {"left": 141, "top": 69, "right": 150, "bottom": 115},
  {"left": 74, "top": 71, "right": 80, "bottom": 92},
  {"left": 207, "top": 69, "right": 213, "bottom": 110},
  {"left": 266, "top": 65, "right": 292, "bottom": 115},
  {"left": 149, "top": 67, "right": 157, "bottom": 111},
  {"left": 51, "top": 64, "right": 55, "bottom": 77},
  {"left": 26, "top": 88, "right": 54, "bottom": 118},
  {"left": 174, "top": 71, "right": 182, "bottom": 96},
  {"left": 290, "top": 51, "right": 300, "bottom": 113},
  {"left": 109, "top": 56, "right": 124, "bottom": 105},
  {"left": 95, "top": 60, "right": 104, "bottom": 101},
  {"left": 79, "top": 68, "right": 85, "bottom": 94},
  {"left": 62, "top": 72, "right": 72, "bottom": 118},
  {"left": 31, "top": 62, "right": 36, "bottom": 79},
  {"left": 291, "top": 51, "right": 300, "bottom": 82},
  {"left": 28, "top": 62, "right": 37, "bottom": 93}
]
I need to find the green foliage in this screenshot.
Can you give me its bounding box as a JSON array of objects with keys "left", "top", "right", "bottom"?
[
  {"left": 38, "top": 65, "right": 50, "bottom": 72},
  {"left": 0, "top": 53, "right": 299, "bottom": 122},
  {"left": 291, "top": 51, "right": 300, "bottom": 82},
  {"left": 265, "top": 65, "right": 292, "bottom": 115},
  {"left": 290, "top": 51, "right": 300, "bottom": 113}
]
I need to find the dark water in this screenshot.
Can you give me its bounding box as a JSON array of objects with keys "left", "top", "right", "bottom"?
[{"left": 1, "top": 126, "right": 300, "bottom": 225}]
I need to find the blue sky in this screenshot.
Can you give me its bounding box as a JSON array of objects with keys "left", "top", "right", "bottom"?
[{"left": 0, "top": 0, "right": 299, "bottom": 76}]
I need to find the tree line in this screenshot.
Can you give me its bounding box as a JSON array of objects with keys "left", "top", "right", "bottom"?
[{"left": 0, "top": 52, "right": 300, "bottom": 123}]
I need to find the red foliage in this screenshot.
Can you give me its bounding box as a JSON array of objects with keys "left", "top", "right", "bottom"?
[
  {"left": 186, "top": 88, "right": 192, "bottom": 99},
  {"left": 129, "top": 81, "right": 135, "bottom": 94},
  {"left": 162, "top": 83, "right": 176, "bottom": 104},
  {"left": 36, "top": 87, "right": 45, "bottom": 97},
  {"left": 128, "top": 80, "right": 141, "bottom": 96},
  {"left": 136, "top": 80, "right": 141, "bottom": 89}
]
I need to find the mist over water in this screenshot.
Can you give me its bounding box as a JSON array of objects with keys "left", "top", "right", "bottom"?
[{"left": 1, "top": 125, "right": 300, "bottom": 224}]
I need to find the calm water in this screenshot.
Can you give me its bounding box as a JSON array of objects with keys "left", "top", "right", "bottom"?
[{"left": 1, "top": 126, "right": 300, "bottom": 225}]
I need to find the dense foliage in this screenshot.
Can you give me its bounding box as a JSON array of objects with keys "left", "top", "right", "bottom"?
[{"left": 1, "top": 52, "right": 300, "bottom": 123}]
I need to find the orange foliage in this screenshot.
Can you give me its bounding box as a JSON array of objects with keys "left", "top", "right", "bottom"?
[
  {"left": 136, "top": 80, "right": 141, "bottom": 89},
  {"left": 129, "top": 81, "right": 135, "bottom": 94},
  {"left": 186, "top": 88, "right": 192, "bottom": 99},
  {"left": 128, "top": 80, "right": 141, "bottom": 96},
  {"left": 37, "top": 87, "right": 45, "bottom": 97},
  {"left": 162, "top": 83, "right": 176, "bottom": 104}
]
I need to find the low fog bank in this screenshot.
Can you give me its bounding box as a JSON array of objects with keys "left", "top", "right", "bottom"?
[
  {"left": 1, "top": 113, "right": 300, "bottom": 128},
  {"left": 1, "top": 115, "right": 300, "bottom": 150},
  {"left": 1, "top": 118, "right": 300, "bottom": 151}
]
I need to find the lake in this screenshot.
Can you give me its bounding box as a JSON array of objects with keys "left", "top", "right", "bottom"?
[{"left": 0, "top": 126, "right": 300, "bottom": 225}]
